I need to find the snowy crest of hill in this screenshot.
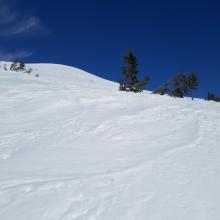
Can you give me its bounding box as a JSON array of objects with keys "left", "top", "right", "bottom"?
[{"left": 0, "top": 63, "right": 220, "bottom": 220}]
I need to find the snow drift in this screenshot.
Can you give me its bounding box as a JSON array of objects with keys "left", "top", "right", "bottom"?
[{"left": 0, "top": 62, "right": 220, "bottom": 220}]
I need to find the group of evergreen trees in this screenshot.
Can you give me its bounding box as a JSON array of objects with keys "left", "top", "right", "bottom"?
[
  {"left": 153, "top": 72, "right": 198, "bottom": 98},
  {"left": 119, "top": 50, "right": 199, "bottom": 98}
]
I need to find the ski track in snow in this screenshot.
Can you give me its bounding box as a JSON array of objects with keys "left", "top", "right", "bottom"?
[{"left": 0, "top": 62, "right": 220, "bottom": 220}]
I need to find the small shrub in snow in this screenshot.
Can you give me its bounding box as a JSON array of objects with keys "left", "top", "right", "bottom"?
[
  {"left": 25, "top": 68, "right": 33, "bottom": 74},
  {"left": 206, "top": 92, "right": 220, "bottom": 102},
  {"left": 3, "top": 64, "right": 7, "bottom": 71},
  {"left": 10, "top": 61, "right": 26, "bottom": 72}
]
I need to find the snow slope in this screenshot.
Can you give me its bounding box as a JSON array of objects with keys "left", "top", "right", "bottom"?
[{"left": 0, "top": 62, "right": 220, "bottom": 220}]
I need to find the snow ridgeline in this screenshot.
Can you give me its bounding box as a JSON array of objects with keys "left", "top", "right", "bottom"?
[{"left": 0, "top": 62, "right": 220, "bottom": 220}]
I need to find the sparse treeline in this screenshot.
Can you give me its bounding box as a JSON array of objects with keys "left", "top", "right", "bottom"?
[
  {"left": 1, "top": 56, "right": 219, "bottom": 102},
  {"left": 153, "top": 72, "right": 198, "bottom": 98},
  {"left": 9, "top": 60, "right": 32, "bottom": 73},
  {"left": 2, "top": 60, "right": 39, "bottom": 77},
  {"left": 119, "top": 50, "right": 219, "bottom": 102}
]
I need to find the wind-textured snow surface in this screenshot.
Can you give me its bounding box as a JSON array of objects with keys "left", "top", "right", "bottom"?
[{"left": 0, "top": 62, "right": 220, "bottom": 220}]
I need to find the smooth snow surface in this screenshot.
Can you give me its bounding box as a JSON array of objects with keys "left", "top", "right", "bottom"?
[{"left": 0, "top": 62, "right": 220, "bottom": 220}]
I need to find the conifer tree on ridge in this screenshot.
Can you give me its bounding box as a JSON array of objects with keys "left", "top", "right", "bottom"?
[{"left": 119, "top": 49, "right": 150, "bottom": 92}]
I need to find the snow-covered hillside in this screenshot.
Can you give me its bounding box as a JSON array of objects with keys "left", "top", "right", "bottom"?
[{"left": 0, "top": 62, "right": 220, "bottom": 220}]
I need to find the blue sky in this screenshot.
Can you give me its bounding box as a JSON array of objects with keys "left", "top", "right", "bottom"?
[{"left": 0, "top": 0, "right": 220, "bottom": 98}]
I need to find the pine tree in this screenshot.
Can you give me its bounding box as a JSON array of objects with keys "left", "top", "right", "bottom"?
[
  {"left": 169, "top": 72, "right": 198, "bottom": 98},
  {"left": 207, "top": 92, "right": 214, "bottom": 100},
  {"left": 120, "top": 50, "right": 150, "bottom": 92},
  {"left": 122, "top": 49, "right": 138, "bottom": 88},
  {"left": 188, "top": 72, "right": 198, "bottom": 90}
]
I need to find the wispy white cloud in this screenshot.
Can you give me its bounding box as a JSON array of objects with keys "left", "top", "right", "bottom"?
[
  {"left": 0, "top": 0, "right": 49, "bottom": 37},
  {"left": 0, "top": 49, "right": 33, "bottom": 61},
  {"left": 0, "top": 0, "right": 49, "bottom": 61},
  {"left": 0, "top": 16, "right": 49, "bottom": 37},
  {"left": 0, "top": 4, "right": 17, "bottom": 25}
]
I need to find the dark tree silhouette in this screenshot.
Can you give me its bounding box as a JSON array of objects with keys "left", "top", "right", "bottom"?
[
  {"left": 170, "top": 72, "right": 198, "bottom": 98},
  {"left": 153, "top": 72, "right": 198, "bottom": 98},
  {"left": 120, "top": 50, "right": 150, "bottom": 92},
  {"left": 206, "top": 92, "right": 220, "bottom": 102}
]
